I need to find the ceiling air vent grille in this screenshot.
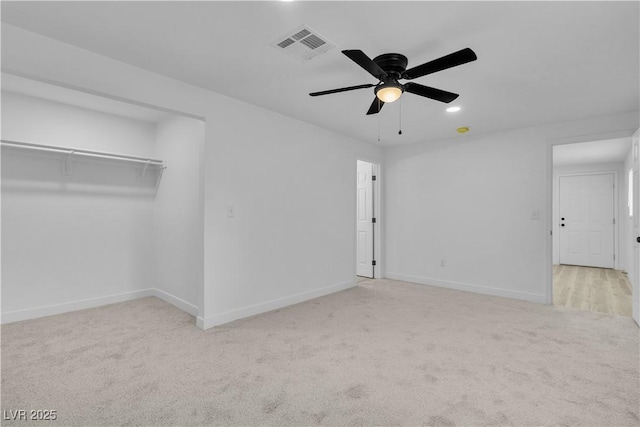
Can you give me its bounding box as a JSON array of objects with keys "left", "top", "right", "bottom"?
[
  {"left": 300, "top": 34, "right": 326, "bottom": 50},
  {"left": 277, "top": 38, "right": 295, "bottom": 49},
  {"left": 271, "top": 25, "right": 335, "bottom": 61},
  {"left": 291, "top": 28, "right": 311, "bottom": 40}
]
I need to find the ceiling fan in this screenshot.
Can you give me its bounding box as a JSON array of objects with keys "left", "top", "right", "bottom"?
[{"left": 309, "top": 47, "right": 477, "bottom": 115}]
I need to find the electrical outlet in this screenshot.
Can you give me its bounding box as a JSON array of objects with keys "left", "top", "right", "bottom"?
[{"left": 440, "top": 259, "right": 446, "bottom": 267}]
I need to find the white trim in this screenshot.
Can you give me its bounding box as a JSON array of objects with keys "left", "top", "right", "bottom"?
[
  {"left": 545, "top": 141, "right": 554, "bottom": 304},
  {"left": 373, "top": 163, "right": 383, "bottom": 279},
  {"left": 385, "top": 272, "right": 547, "bottom": 304},
  {"left": 152, "top": 289, "right": 198, "bottom": 316},
  {"left": 1, "top": 289, "right": 154, "bottom": 324},
  {"left": 0, "top": 279, "right": 354, "bottom": 329},
  {"left": 1, "top": 288, "right": 199, "bottom": 324},
  {"left": 628, "top": 167, "right": 634, "bottom": 220},
  {"left": 197, "top": 279, "right": 356, "bottom": 330},
  {"left": 196, "top": 316, "right": 207, "bottom": 330}
]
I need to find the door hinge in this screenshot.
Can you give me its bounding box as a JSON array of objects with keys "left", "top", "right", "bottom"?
[
  {"left": 372, "top": 260, "right": 377, "bottom": 266},
  {"left": 372, "top": 217, "right": 376, "bottom": 223},
  {"left": 372, "top": 175, "right": 377, "bottom": 181},
  {"left": 614, "top": 254, "right": 616, "bottom": 261},
  {"left": 613, "top": 218, "right": 616, "bottom": 225}
]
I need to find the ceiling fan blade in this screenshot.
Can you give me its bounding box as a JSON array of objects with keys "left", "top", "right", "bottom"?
[
  {"left": 403, "top": 48, "right": 477, "bottom": 80},
  {"left": 309, "top": 83, "right": 375, "bottom": 97},
  {"left": 343, "top": 50, "right": 388, "bottom": 80},
  {"left": 366, "top": 97, "right": 385, "bottom": 115},
  {"left": 404, "top": 82, "right": 459, "bottom": 103}
]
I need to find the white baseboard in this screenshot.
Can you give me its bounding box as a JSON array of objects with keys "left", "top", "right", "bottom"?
[
  {"left": 151, "top": 288, "right": 198, "bottom": 316},
  {"left": 2, "top": 281, "right": 356, "bottom": 329},
  {"left": 1, "top": 288, "right": 200, "bottom": 324},
  {"left": 197, "top": 279, "right": 356, "bottom": 330},
  {"left": 385, "top": 272, "right": 547, "bottom": 304},
  {"left": 1, "top": 289, "right": 155, "bottom": 324}
]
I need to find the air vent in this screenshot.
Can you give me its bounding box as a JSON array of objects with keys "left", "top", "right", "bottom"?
[
  {"left": 271, "top": 25, "right": 335, "bottom": 61},
  {"left": 300, "top": 34, "right": 326, "bottom": 50},
  {"left": 277, "top": 38, "right": 295, "bottom": 49},
  {"left": 291, "top": 29, "right": 311, "bottom": 41}
]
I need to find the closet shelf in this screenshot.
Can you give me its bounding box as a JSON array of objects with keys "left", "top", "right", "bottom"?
[{"left": 1, "top": 139, "right": 166, "bottom": 184}]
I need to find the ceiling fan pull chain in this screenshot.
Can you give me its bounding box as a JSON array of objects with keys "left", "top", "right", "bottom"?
[
  {"left": 398, "top": 98, "right": 403, "bottom": 135},
  {"left": 377, "top": 98, "right": 381, "bottom": 142}
]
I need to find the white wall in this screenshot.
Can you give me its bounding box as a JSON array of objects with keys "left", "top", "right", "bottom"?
[
  {"left": 1, "top": 24, "right": 384, "bottom": 328},
  {"left": 384, "top": 127, "right": 548, "bottom": 301},
  {"left": 552, "top": 161, "right": 625, "bottom": 269},
  {"left": 202, "top": 93, "right": 383, "bottom": 327},
  {"left": 1, "top": 91, "right": 156, "bottom": 156},
  {"left": 152, "top": 115, "right": 204, "bottom": 315},
  {"left": 384, "top": 114, "right": 639, "bottom": 304},
  {"left": 1, "top": 91, "right": 158, "bottom": 321}
]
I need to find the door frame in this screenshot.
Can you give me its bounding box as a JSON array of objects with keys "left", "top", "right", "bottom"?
[
  {"left": 632, "top": 130, "right": 640, "bottom": 325},
  {"left": 545, "top": 130, "right": 634, "bottom": 305},
  {"left": 554, "top": 171, "right": 618, "bottom": 269},
  {"left": 355, "top": 158, "right": 382, "bottom": 279}
]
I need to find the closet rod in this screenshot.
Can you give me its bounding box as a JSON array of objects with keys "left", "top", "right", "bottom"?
[{"left": 0, "top": 139, "right": 165, "bottom": 166}]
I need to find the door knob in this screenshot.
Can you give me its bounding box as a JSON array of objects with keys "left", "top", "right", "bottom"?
[
  {"left": 636, "top": 236, "right": 640, "bottom": 243},
  {"left": 561, "top": 224, "right": 565, "bottom": 227}
]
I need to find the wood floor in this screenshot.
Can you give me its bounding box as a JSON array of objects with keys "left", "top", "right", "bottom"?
[{"left": 553, "top": 264, "right": 632, "bottom": 316}]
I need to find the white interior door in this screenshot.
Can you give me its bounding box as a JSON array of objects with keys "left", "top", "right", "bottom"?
[
  {"left": 632, "top": 130, "right": 639, "bottom": 325},
  {"left": 559, "top": 173, "right": 614, "bottom": 268},
  {"left": 356, "top": 160, "right": 374, "bottom": 278}
]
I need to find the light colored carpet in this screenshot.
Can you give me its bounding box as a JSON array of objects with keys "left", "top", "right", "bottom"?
[
  {"left": 553, "top": 264, "right": 633, "bottom": 316},
  {"left": 2, "top": 279, "right": 639, "bottom": 426}
]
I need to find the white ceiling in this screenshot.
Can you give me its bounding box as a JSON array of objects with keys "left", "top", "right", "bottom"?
[
  {"left": 553, "top": 138, "right": 632, "bottom": 167},
  {"left": 1, "top": 1, "right": 638, "bottom": 146}
]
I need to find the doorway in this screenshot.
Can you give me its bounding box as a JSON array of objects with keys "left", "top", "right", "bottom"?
[
  {"left": 356, "top": 160, "right": 378, "bottom": 279},
  {"left": 551, "top": 139, "right": 633, "bottom": 317}
]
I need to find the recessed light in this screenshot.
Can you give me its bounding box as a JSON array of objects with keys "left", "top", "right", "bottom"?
[
  {"left": 457, "top": 127, "right": 470, "bottom": 134},
  {"left": 446, "top": 106, "right": 461, "bottom": 113}
]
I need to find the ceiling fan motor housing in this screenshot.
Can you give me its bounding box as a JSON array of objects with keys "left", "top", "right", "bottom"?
[{"left": 373, "top": 53, "right": 408, "bottom": 78}]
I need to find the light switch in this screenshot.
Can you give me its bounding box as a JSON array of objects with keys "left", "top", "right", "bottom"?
[
  {"left": 227, "top": 205, "right": 235, "bottom": 218},
  {"left": 530, "top": 209, "right": 540, "bottom": 220}
]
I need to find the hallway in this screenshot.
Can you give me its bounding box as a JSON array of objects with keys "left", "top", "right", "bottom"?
[{"left": 553, "top": 264, "right": 632, "bottom": 316}]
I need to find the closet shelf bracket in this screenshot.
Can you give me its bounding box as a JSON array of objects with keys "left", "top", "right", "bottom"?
[
  {"left": 139, "top": 160, "right": 151, "bottom": 181},
  {"left": 156, "top": 163, "right": 166, "bottom": 189},
  {"left": 63, "top": 150, "right": 75, "bottom": 176}
]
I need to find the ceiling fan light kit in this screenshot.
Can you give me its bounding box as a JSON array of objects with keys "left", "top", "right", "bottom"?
[
  {"left": 375, "top": 82, "right": 403, "bottom": 103},
  {"left": 310, "top": 47, "right": 477, "bottom": 116}
]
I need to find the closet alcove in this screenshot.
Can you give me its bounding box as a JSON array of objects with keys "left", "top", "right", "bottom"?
[{"left": 1, "top": 74, "right": 205, "bottom": 323}]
